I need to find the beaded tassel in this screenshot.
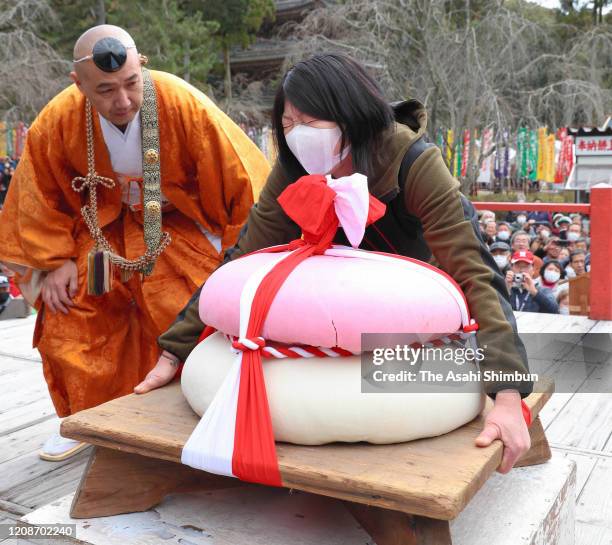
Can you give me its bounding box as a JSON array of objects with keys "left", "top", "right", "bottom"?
[{"left": 87, "top": 250, "right": 111, "bottom": 296}]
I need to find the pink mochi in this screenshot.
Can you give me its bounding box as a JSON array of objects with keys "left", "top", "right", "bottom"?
[{"left": 199, "top": 250, "right": 465, "bottom": 352}]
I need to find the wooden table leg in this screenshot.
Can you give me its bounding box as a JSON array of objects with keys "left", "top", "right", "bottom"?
[
  {"left": 344, "top": 501, "right": 452, "bottom": 545},
  {"left": 514, "top": 416, "right": 552, "bottom": 468},
  {"left": 70, "top": 446, "right": 243, "bottom": 518}
]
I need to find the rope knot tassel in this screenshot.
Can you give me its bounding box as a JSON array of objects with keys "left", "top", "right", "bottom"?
[{"left": 232, "top": 337, "right": 266, "bottom": 352}]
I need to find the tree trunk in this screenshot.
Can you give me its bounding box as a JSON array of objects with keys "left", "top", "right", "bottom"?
[
  {"left": 95, "top": 0, "right": 106, "bottom": 25},
  {"left": 183, "top": 39, "right": 190, "bottom": 83},
  {"left": 223, "top": 44, "right": 232, "bottom": 104}
]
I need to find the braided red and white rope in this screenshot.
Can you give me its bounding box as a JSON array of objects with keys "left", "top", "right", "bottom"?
[{"left": 224, "top": 322, "right": 478, "bottom": 360}]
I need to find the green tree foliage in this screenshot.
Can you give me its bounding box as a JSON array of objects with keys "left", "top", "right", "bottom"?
[
  {"left": 46, "top": 0, "right": 219, "bottom": 88},
  {"left": 107, "top": 0, "right": 219, "bottom": 86},
  {"left": 192, "top": 0, "right": 275, "bottom": 101}
]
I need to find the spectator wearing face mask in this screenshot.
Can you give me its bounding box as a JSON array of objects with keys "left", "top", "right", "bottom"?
[
  {"left": 565, "top": 249, "right": 587, "bottom": 279},
  {"left": 556, "top": 288, "right": 570, "bottom": 315},
  {"left": 489, "top": 241, "right": 511, "bottom": 274},
  {"left": 511, "top": 230, "right": 542, "bottom": 277},
  {"left": 495, "top": 222, "right": 512, "bottom": 243},
  {"left": 480, "top": 210, "right": 496, "bottom": 225},
  {"left": 570, "top": 213, "right": 589, "bottom": 237},
  {"left": 554, "top": 216, "right": 572, "bottom": 239},
  {"left": 574, "top": 239, "right": 591, "bottom": 271},
  {"left": 536, "top": 260, "right": 566, "bottom": 297},
  {"left": 483, "top": 220, "right": 497, "bottom": 245},
  {"left": 511, "top": 212, "right": 529, "bottom": 231},
  {"left": 566, "top": 223, "right": 582, "bottom": 242},
  {"left": 557, "top": 247, "right": 571, "bottom": 267},
  {"left": 505, "top": 251, "right": 559, "bottom": 314}
]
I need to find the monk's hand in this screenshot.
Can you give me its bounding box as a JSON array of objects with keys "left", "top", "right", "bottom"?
[
  {"left": 41, "top": 259, "right": 78, "bottom": 314},
  {"left": 134, "top": 351, "right": 180, "bottom": 394},
  {"left": 475, "top": 389, "right": 531, "bottom": 474}
]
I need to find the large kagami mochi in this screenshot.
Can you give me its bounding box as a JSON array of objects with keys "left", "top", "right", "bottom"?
[
  {"left": 180, "top": 174, "right": 485, "bottom": 486},
  {"left": 182, "top": 331, "right": 484, "bottom": 445},
  {"left": 197, "top": 247, "right": 467, "bottom": 351}
]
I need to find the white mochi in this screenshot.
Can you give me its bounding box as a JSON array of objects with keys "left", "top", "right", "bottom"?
[{"left": 181, "top": 332, "right": 485, "bottom": 445}]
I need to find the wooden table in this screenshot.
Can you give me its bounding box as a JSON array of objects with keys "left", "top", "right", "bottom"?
[{"left": 61, "top": 379, "right": 553, "bottom": 545}]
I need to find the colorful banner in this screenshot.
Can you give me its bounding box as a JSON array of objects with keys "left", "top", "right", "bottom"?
[
  {"left": 540, "top": 134, "right": 555, "bottom": 183},
  {"left": 536, "top": 127, "right": 547, "bottom": 180},
  {"left": 454, "top": 139, "right": 462, "bottom": 178},
  {"left": 461, "top": 129, "right": 470, "bottom": 178},
  {"left": 0, "top": 122, "right": 5, "bottom": 157},
  {"left": 446, "top": 129, "right": 454, "bottom": 170},
  {"left": 422, "top": 124, "right": 577, "bottom": 185},
  {"left": 0, "top": 122, "right": 28, "bottom": 159},
  {"left": 516, "top": 127, "right": 527, "bottom": 178},
  {"left": 528, "top": 129, "right": 538, "bottom": 181},
  {"left": 503, "top": 130, "right": 510, "bottom": 179},
  {"left": 435, "top": 129, "right": 446, "bottom": 166},
  {"left": 555, "top": 128, "right": 574, "bottom": 184}
]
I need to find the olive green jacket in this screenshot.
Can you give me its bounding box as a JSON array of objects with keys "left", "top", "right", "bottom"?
[{"left": 159, "top": 101, "right": 534, "bottom": 399}]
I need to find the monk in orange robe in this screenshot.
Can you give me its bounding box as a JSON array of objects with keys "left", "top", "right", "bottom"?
[{"left": 0, "top": 25, "right": 269, "bottom": 460}]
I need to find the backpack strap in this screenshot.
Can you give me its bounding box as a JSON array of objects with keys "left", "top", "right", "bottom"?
[{"left": 398, "top": 136, "right": 435, "bottom": 191}]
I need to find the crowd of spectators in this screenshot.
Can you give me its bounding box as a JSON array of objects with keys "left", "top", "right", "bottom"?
[
  {"left": 0, "top": 157, "right": 17, "bottom": 209},
  {"left": 478, "top": 205, "right": 591, "bottom": 315}
]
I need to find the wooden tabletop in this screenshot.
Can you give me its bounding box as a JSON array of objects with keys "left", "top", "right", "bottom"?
[{"left": 61, "top": 379, "right": 553, "bottom": 520}]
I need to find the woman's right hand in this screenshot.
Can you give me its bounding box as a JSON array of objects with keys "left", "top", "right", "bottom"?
[{"left": 134, "top": 351, "right": 181, "bottom": 394}]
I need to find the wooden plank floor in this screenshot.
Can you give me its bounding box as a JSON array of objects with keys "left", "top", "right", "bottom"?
[{"left": 1, "top": 311, "right": 611, "bottom": 544}]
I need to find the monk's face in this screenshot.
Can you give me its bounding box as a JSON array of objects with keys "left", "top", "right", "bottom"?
[{"left": 71, "top": 50, "right": 143, "bottom": 127}]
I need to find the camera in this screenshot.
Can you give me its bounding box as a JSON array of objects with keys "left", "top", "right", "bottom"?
[{"left": 513, "top": 273, "right": 524, "bottom": 288}]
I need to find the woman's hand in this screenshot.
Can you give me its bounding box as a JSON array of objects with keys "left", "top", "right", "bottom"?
[
  {"left": 475, "top": 389, "right": 531, "bottom": 473},
  {"left": 134, "top": 351, "right": 181, "bottom": 394}
]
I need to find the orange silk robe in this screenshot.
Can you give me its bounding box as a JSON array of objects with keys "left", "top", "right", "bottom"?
[{"left": 0, "top": 70, "right": 270, "bottom": 417}]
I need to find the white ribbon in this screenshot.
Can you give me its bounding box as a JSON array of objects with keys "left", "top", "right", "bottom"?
[{"left": 326, "top": 173, "right": 370, "bottom": 247}]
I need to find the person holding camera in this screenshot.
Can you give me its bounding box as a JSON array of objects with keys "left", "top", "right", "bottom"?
[{"left": 505, "top": 251, "right": 559, "bottom": 314}]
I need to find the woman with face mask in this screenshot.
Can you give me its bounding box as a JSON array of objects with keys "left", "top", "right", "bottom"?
[
  {"left": 536, "top": 260, "right": 566, "bottom": 297},
  {"left": 155, "top": 53, "right": 534, "bottom": 474}
]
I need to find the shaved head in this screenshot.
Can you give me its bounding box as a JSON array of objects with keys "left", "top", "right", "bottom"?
[
  {"left": 73, "top": 24, "right": 135, "bottom": 61},
  {"left": 70, "top": 25, "right": 144, "bottom": 129}
]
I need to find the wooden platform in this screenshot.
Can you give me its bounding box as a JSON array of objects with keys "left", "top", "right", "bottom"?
[
  {"left": 22, "top": 453, "right": 577, "bottom": 545},
  {"left": 1, "top": 311, "right": 612, "bottom": 544},
  {"left": 59, "top": 380, "right": 553, "bottom": 523}
]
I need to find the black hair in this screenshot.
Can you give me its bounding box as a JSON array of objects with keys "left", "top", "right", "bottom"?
[
  {"left": 570, "top": 249, "right": 586, "bottom": 262},
  {"left": 272, "top": 53, "right": 395, "bottom": 181},
  {"left": 541, "top": 260, "right": 565, "bottom": 279}
]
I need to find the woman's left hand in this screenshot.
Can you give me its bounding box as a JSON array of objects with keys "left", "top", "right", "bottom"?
[{"left": 475, "top": 389, "right": 531, "bottom": 473}]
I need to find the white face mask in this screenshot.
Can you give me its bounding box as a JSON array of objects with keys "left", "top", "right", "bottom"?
[
  {"left": 285, "top": 124, "right": 350, "bottom": 175},
  {"left": 493, "top": 255, "right": 508, "bottom": 269},
  {"left": 497, "top": 230, "right": 510, "bottom": 241},
  {"left": 543, "top": 269, "right": 560, "bottom": 283},
  {"left": 517, "top": 215, "right": 527, "bottom": 225},
  {"left": 540, "top": 229, "right": 551, "bottom": 239},
  {"left": 559, "top": 306, "right": 570, "bottom": 315},
  {"left": 567, "top": 231, "right": 580, "bottom": 241}
]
